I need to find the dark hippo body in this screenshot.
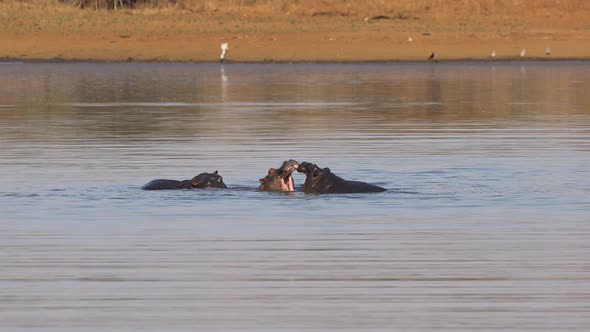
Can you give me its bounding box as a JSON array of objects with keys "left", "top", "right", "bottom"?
[
  {"left": 142, "top": 171, "right": 227, "bottom": 190},
  {"left": 259, "top": 160, "right": 299, "bottom": 192},
  {"left": 297, "top": 162, "right": 386, "bottom": 194}
]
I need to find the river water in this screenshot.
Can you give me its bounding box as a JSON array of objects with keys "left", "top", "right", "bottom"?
[{"left": 1, "top": 62, "right": 589, "bottom": 331}]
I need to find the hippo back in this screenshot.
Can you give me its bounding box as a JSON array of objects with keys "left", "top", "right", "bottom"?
[
  {"left": 142, "top": 179, "right": 192, "bottom": 190},
  {"left": 318, "top": 179, "right": 386, "bottom": 194}
]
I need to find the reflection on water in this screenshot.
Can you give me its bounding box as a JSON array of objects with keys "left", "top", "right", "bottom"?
[{"left": 1, "top": 62, "right": 589, "bottom": 331}]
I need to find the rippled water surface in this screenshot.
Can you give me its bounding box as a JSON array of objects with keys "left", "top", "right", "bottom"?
[{"left": 1, "top": 62, "right": 589, "bottom": 331}]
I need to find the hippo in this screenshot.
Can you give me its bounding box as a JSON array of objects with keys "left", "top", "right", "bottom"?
[
  {"left": 142, "top": 171, "right": 227, "bottom": 190},
  {"left": 297, "top": 162, "right": 386, "bottom": 194},
  {"left": 259, "top": 160, "right": 299, "bottom": 192}
]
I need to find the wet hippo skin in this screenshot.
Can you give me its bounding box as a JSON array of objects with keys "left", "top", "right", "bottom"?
[
  {"left": 259, "top": 160, "right": 299, "bottom": 192},
  {"left": 297, "top": 162, "right": 386, "bottom": 194},
  {"left": 142, "top": 171, "right": 227, "bottom": 190}
]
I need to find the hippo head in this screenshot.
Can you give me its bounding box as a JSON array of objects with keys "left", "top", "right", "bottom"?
[
  {"left": 297, "top": 162, "right": 330, "bottom": 178},
  {"left": 259, "top": 160, "right": 299, "bottom": 192},
  {"left": 296, "top": 162, "right": 333, "bottom": 192},
  {"left": 191, "top": 171, "right": 227, "bottom": 189}
]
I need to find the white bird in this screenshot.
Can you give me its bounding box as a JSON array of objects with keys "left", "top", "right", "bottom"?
[
  {"left": 408, "top": 36, "right": 413, "bottom": 42},
  {"left": 545, "top": 47, "right": 551, "bottom": 56},
  {"left": 220, "top": 43, "right": 229, "bottom": 63},
  {"left": 520, "top": 49, "right": 526, "bottom": 58},
  {"left": 490, "top": 50, "right": 496, "bottom": 58}
]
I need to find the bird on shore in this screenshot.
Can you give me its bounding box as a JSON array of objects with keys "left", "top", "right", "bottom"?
[
  {"left": 546, "top": 47, "right": 551, "bottom": 56},
  {"left": 428, "top": 52, "right": 435, "bottom": 61},
  {"left": 408, "top": 36, "right": 413, "bottom": 42},
  {"left": 520, "top": 49, "right": 526, "bottom": 58},
  {"left": 490, "top": 50, "right": 496, "bottom": 59},
  {"left": 220, "top": 43, "right": 229, "bottom": 63}
]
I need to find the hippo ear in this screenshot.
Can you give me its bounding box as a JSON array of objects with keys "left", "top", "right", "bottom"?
[
  {"left": 213, "top": 170, "right": 218, "bottom": 175},
  {"left": 191, "top": 179, "right": 201, "bottom": 187},
  {"left": 324, "top": 167, "right": 331, "bottom": 173},
  {"left": 259, "top": 178, "right": 266, "bottom": 184},
  {"left": 268, "top": 168, "right": 277, "bottom": 176}
]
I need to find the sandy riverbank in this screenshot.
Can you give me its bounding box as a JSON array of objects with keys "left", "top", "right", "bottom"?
[{"left": 2, "top": 1, "right": 590, "bottom": 62}]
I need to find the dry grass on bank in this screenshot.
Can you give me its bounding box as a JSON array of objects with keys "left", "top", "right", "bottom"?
[
  {"left": 2, "top": 0, "right": 590, "bottom": 61},
  {"left": 6, "top": 0, "right": 590, "bottom": 17},
  {"left": 48, "top": 0, "right": 590, "bottom": 15},
  {"left": 177, "top": 0, "right": 590, "bottom": 17},
  {"left": 1, "top": 0, "right": 589, "bottom": 37}
]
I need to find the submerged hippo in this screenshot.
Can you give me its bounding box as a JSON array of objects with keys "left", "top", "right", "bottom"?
[
  {"left": 259, "top": 160, "right": 299, "bottom": 192},
  {"left": 297, "top": 162, "right": 386, "bottom": 194},
  {"left": 142, "top": 171, "right": 227, "bottom": 190}
]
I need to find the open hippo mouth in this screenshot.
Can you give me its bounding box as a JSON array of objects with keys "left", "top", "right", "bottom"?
[{"left": 278, "top": 159, "right": 299, "bottom": 190}]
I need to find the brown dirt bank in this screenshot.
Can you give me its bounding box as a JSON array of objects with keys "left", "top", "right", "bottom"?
[{"left": 2, "top": 1, "right": 590, "bottom": 62}]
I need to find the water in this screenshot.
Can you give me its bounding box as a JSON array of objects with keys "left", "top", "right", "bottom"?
[{"left": 1, "top": 62, "right": 589, "bottom": 331}]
